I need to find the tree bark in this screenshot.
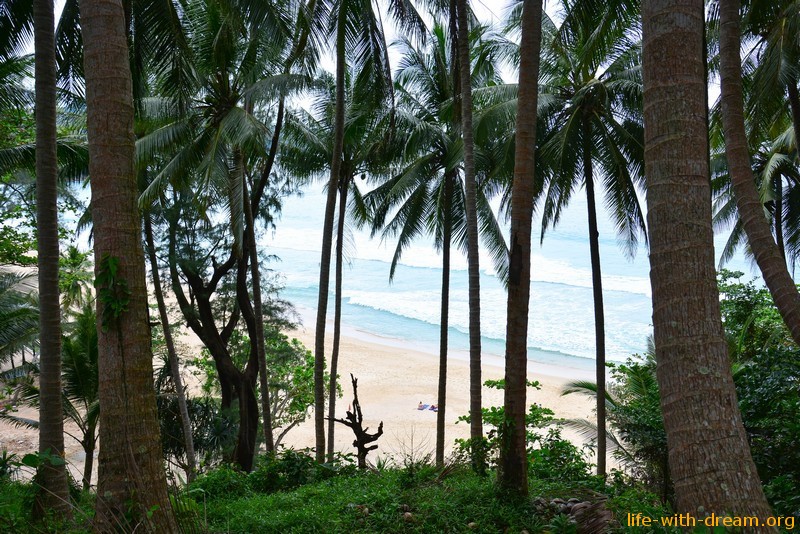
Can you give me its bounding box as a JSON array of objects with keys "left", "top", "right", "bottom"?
[
  {"left": 499, "top": 0, "right": 542, "bottom": 496},
  {"left": 81, "top": 426, "right": 96, "bottom": 491},
  {"left": 243, "top": 180, "right": 275, "bottom": 453},
  {"left": 455, "top": 0, "right": 483, "bottom": 472},
  {"left": 642, "top": 0, "right": 775, "bottom": 521},
  {"left": 80, "top": 0, "right": 178, "bottom": 528},
  {"left": 774, "top": 174, "right": 785, "bottom": 260},
  {"left": 583, "top": 120, "right": 607, "bottom": 479},
  {"left": 314, "top": 6, "right": 347, "bottom": 463},
  {"left": 327, "top": 175, "right": 349, "bottom": 461},
  {"left": 33, "top": 0, "right": 71, "bottom": 518},
  {"left": 719, "top": 0, "right": 800, "bottom": 347},
  {"left": 435, "top": 171, "right": 454, "bottom": 468},
  {"left": 144, "top": 215, "right": 196, "bottom": 481}
]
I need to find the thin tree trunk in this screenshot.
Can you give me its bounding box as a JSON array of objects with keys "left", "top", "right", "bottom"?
[
  {"left": 583, "top": 121, "right": 606, "bottom": 479},
  {"left": 144, "top": 215, "right": 196, "bottom": 481},
  {"left": 243, "top": 180, "right": 275, "bottom": 453},
  {"left": 435, "top": 171, "right": 454, "bottom": 468},
  {"left": 81, "top": 426, "right": 96, "bottom": 490},
  {"left": 719, "top": 0, "right": 800, "bottom": 346},
  {"left": 774, "top": 174, "right": 785, "bottom": 260},
  {"left": 327, "top": 176, "right": 349, "bottom": 461},
  {"left": 33, "top": 0, "right": 71, "bottom": 517},
  {"left": 455, "top": 0, "right": 483, "bottom": 472},
  {"left": 499, "top": 0, "right": 542, "bottom": 496},
  {"left": 80, "top": 0, "right": 178, "bottom": 528},
  {"left": 314, "top": 7, "right": 347, "bottom": 464},
  {"left": 642, "top": 0, "right": 775, "bottom": 521}
]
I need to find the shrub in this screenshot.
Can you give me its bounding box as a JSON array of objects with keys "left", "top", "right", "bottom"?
[{"left": 189, "top": 464, "right": 251, "bottom": 500}]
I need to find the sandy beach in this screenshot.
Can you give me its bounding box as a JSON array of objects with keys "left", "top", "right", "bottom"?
[{"left": 0, "top": 319, "right": 597, "bottom": 479}]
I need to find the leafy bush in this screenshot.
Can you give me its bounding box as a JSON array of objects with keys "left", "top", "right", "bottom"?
[
  {"left": 249, "top": 449, "right": 357, "bottom": 494},
  {"left": 189, "top": 464, "right": 251, "bottom": 500},
  {"left": 456, "top": 379, "right": 592, "bottom": 481}
]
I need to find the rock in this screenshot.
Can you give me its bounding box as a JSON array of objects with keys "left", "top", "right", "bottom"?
[
  {"left": 468, "top": 522, "right": 478, "bottom": 529},
  {"left": 569, "top": 502, "right": 591, "bottom": 515},
  {"left": 551, "top": 498, "right": 566, "bottom": 505},
  {"left": 567, "top": 498, "right": 581, "bottom": 504},
  {"left": 403, "top": 512, "right": 414, "bottom": 522},
  {"left": 399, "top": 504, "right": 411, "bottom": 512}
]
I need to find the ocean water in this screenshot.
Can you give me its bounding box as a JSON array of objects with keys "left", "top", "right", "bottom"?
[{"left": 262, "top": 184, "right": 754, "bottom": 371}]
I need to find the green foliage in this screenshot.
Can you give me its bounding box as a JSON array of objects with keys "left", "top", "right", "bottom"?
[
  {"left": 200, "top": 468, "right": 560, "bottom": 533},
  {"left": 94, "top": 254, "right": 130, "bottom": 331},
  {"left": 718, "top": 270, "right": 792, "bottom": 361},
  {"left": 456, "top": 379, "right": 592, "bottom": 482},
  {"left": 189, "top": 464, "right": 252, "bottom": 500},
  {"left": 248, "top": 450, "right": 357, "bottom": 494},
  {"left": 734, "top": 346, "right": 800, "bottom": 516}
]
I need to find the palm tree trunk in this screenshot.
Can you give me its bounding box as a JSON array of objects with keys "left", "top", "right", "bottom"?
[
  {"left": 774, "top": 174, "right": 785, "bottom": 260},
  {"left": 80, "top": 0, "right": 178, "bottom": 528},
  {"left": 499, "top": 0, "right": 542, "bottom": 495},
  {"left": 436, "top": 171, "right": 454, "bottom": 468},
  {"left": 314, "top": 8, "right": 347, "bottom": 463},
  {"left": 33, "top": 0, "right": 71, "bottom": 518},
  {"left": 583, "top": 121, "right": 607, "bottom": 479},
  {"left": 82, "top": 426, "right": 96, "bottom": 490},
  {"left": 455, "top": 0, "right": 483, "bottom": 472},
  {"left": 787, "top": 82, "right": 800, "bottom": 153},
  {"left": 326, "top": 175, "right": 349, "bottom": 461},
  {"left": 719, "top": 0, "right": 800, "bottom": 346},
  {"left": 143, "top": 215, "right": 196, "bottom": 481},
  {"left": 243, "top": 180, "right": 275, "bottom": 453},
  {"left": 642, "top": 0, "right": 775, "bottom": 521}
]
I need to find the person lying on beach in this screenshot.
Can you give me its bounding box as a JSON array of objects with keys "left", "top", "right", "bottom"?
[
  {"left": 418, "top": 402, "right": 428, "bottom": 410},
  {"left": 429, "top": 405, "right": 438, "bottom": 412}
]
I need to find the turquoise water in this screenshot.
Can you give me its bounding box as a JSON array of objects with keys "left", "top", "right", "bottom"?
[{"left": 263, "top": 185, "right": 754, "bottom": 370}]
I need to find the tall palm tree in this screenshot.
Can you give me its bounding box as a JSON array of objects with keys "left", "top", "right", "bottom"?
[
  {"left": 641, "top": 0, "right": 774, "bottom": 520},
  {"left": 33, "top": 0, "right": 70, "bottom": 516},
  {"left": 454, "top": 0, "right": 485, "bottom": 468},
  {"left": 365, "top": 21, "right": 508, "bottom": 467},
  {"left": 717, "top": 0, "right": 800, "bottom": 347},
  {"left": 79, "top": 0, "right": 178, "bottom": 528},
  {"left": 537, "top": 0, "right": 646, "bottom": 477},
  {"left": 499, "top": 0, "right": 543, "bottom": 496},
  {"left": 281, "top": 67, "right": 393, "bottom": 461},
  {"left": 137, "top": 0, "right": 296, "bottom": 471}
]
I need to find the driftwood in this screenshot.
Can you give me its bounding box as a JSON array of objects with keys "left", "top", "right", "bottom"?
[{"left": 328, "top": 374, "right": 384, "bottom": 468}]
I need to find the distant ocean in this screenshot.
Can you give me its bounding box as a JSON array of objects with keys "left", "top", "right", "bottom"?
[{"left": 262, "top": 184, "right": 755, "bottom": 372}]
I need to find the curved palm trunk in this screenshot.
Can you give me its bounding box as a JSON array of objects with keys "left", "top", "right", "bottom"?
[
  {"left": 326, "top": 176, "right": 349, "bottom": 461},
  {"left": 314, "top": 9, "right": 347, "bottom": 463},
  {"left": 81, "top": 0, "right": 178, "bottom": 528},
  {"left": 435, "top": 171, "right": 454, "bottom": 467},
  {"left": 499, "top": 0, "right": 542, "bottom": 495},
  {"left": 144, "top": 215, "right": 196, "bottom": 481},
  {"left": 719, "top": 0, "right": 800, "bottom": 346},
  {"left": 642, "top": 0, "right": 774, "bottom": 521},
  {"left": 33, "top": 0, "right": 71, "bottom": 518},
  {"left": 583, "top": 122, "right": 607, "bottom": 478},
  {"left": 243, "top": 181, "right": 275, "bottom": 453},
  {"left": 455, "top": 0, "right": 483, "bottom": 472},
  {"left": 774, "top": 174, "right": 785, "bottom": 260}
]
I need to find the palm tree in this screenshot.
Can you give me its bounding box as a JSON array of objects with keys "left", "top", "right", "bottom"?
[
  {"left": 641, "top": 0, "right": 774, "bottom": 519},
  {"left": 281, "top": 66, "right": 393, "bottom": 461},
  {"left": 79, "top": 0, "right": 178, "bottom": 527},
  {"left": 1, "top": 306, "right": 100, "bottom": 490},
  {"left": 137, "top": 0, "right": 297, "bottom": 471},
  {"left": 499, "top": 0, "right": 544, "bottom": 495},
  {"left": 454, "top": 0, "right": 485, "bottom": 468},
  {"left": 310, "top": 0, "right": 398, "bottom": 463},
  {"left": 536, "top": 0, "right": 646, "bottom": 477},
  {"left": 366, "top": 22, "right": 508, "bottom": 467},
  {"left": 0, "top": 272, "right": 38, "bottom": 366},
  {"left": 33, "top": 0, "right": 70, "bottom": 516},
  {"left": 716, "top": 0, "right": 800, "bottom": 348}
]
